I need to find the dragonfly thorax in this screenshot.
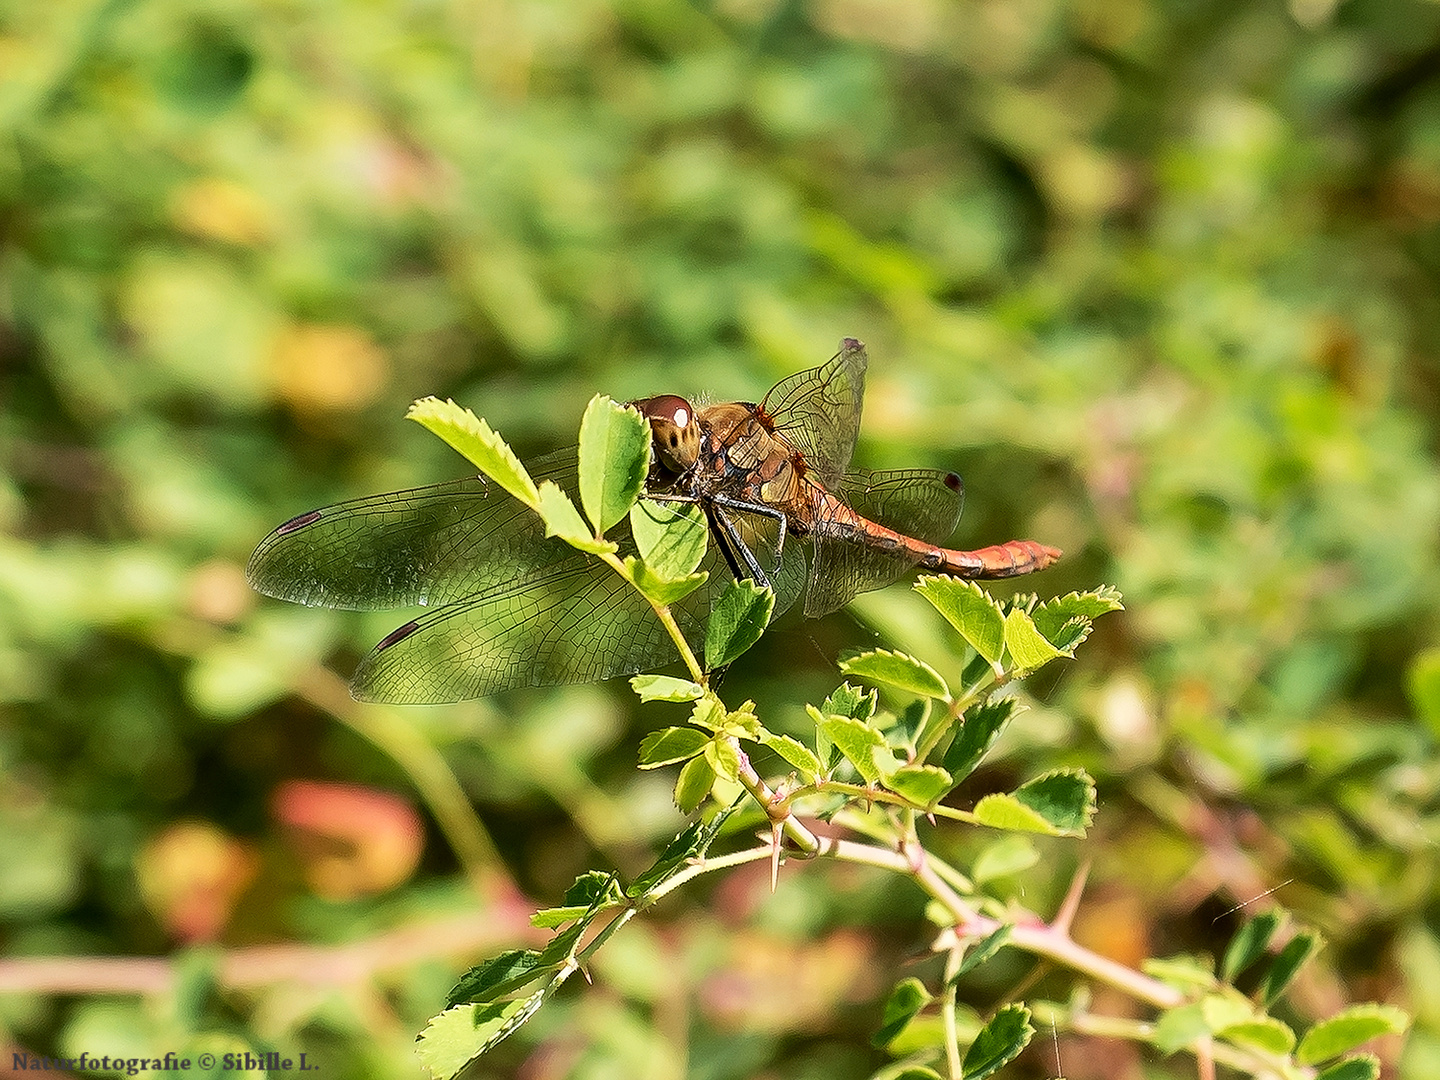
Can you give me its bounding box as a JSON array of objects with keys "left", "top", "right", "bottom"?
[{"left": 634, "top": 394, "right": 701, "bottom": 474}]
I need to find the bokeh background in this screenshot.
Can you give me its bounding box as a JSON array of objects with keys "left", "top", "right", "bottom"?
[{"left": 2, "top": 0, "right": 1439, "bottom": 1076}]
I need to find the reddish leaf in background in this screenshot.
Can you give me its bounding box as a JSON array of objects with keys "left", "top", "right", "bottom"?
[
  {"left": 137, "top": 822, "right": 259, "bottom": 943},
  {"left": 272, "top": 780, "right": 424, "bottom": 901}
]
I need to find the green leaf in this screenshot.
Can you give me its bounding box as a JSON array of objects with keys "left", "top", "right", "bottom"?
[
  {"left": 972, "top": 769, "right": 1095, "bottom": 836},
  {"left": 704, "top": 736, "right": 741, "bottom": 782},
  {"left": 1002, "top": 608, "right": 1063, "bottom": 672},
  {"left": 962, "top": 1003, "right": 1032, "bottom": 1080},
  {"left": 1297, "top": 1005, "right": 1410, "bottom": 1065},
  {"left": 915, "top": 577, "right": 1004, "bottom": 664},
  {"left": 705, "top": 579, "right": 774, "bottom": 668},
  {"left": 622, "top": 556, "right": 708, "bottom": 605},
  {"left": 822, "top": 682, "right": 878, "bottom": 722},
  {"left": 673, "top": 754, "right": 716, "bottom": 813},
  {"left": 407, "top": 397, "right": 539, "bottom": 509},
  {"left": 840, "top": 648, "right": 950, "bottom": 700},
  {"left": 955, "top": 925, "right": 1013, "bottom": 979},
  {"left": 872, "top": 976, "right": 931, "bottom": 1048},
  {"left": 630, "top": 499, "right": 708, "bottom": 580},
  {"left": 528, "top": 906, "right": 589, "bottom": 929},
  {"left": 971, "top": 834, "right": 1039, "bottom": 885},
  {"left": 638, "top": 727, "right": 709, "bottom": 768},
  {"left": 885, "top": 763, "right": 954, "bottom": 807},
  {"left": 628, "top": 803, "right": 737, "bottom": 897},
  {"left": 1152, "top": 1003, "right": 1208, "bottom": 1053},
  {"left": 759, "top": 732, "right": 823, "bottom": 780},
  {"left": 943, "top": 699, "right": 1017, "bottom": 781},
  {"left": 630, "top": 675, "right": 705, "bottom": 702},
  {"left": 1199, "top": 993, "right": 1253, "bottom": 1033},
  {"left": 819, "top": 714, "right": 893, "bottom": 784},
  {"left": 1259, "top": 930, "right": 1323, "bottom": 1006},
  {"left": 1030, "top": 587, "right": 1124, "bottom": 644},
  {"left": 417, "top": 993, "right": 546, "bottom": 1080},
  {"left": 1316, "top": 1055, "right": 1381, "bottom": 1080},
  {"left": 528, "top": 872, "right": 625, "bottom": 928},
  {"left": 1217, "top": 1017, "right": 1296, "bottom": 1055},
  {"left": 563, "top": 871, "right": 624, "bottom": 908},
  {"left": 536, "top": 481, "right": 615, "bottom": 553},
  {"left": 444, "top": 922, "right": 581, "bottom": 1009},
  {"left": 1221, "top": 908, "right": 1284, "bottom": 982},
  {"left": 578, "top": 395, "right": 649, "bottom": 533}
]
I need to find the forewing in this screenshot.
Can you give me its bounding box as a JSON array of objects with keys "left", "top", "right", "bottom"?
[
  {"left": 761, "top": 338, "right": 867, "bottom": 486},
  {"left": 802, "top": 469, "right": 966, "bottom": 617},
  {"left": 353, "top": 554, "right": 697, "bottom": 703},
  {"left": 247, "top": 451, "right": 576, "bottom": 611}
]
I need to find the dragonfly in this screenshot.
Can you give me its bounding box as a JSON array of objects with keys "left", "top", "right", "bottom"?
[{"left": 247, "top": 339, "right": 1060, "bottom": 703}]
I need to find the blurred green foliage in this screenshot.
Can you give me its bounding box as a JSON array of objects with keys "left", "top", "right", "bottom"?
[{"left": 2, "top": 0, "right": 1439, "bottom": 1076}]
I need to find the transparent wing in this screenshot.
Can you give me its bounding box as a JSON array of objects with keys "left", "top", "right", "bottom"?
[
  {"left": 352, "top": 552, "right": 699, "bottom": 703},
  {"left": 246, "top": 451, "right": 576, "bottom": 611},
  {"left": 760, "top": 338, "right": 867, "bottom": 487},
  {"left": 348, "top": 504, "right": 805, "bottom": 703},
  {"left": 843, "top": 468, "right": 964, "bottom": 544},
  {"left": 803, "top": 468, "right": 966, "bottom": 617}
]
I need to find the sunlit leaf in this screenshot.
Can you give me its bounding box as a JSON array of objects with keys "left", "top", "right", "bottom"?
[
  {"left": 759, "top": 732, "right": 824, "bottom": 780},
  {"left": 622, "top": 556, "right": 708, "bottom": 605},
  {"left": 1297, "top": 1005, "right": 1409, "bottom": 1065},
  {"left": 407, "top": 398, "right": 538, "bottom": 509},
  {"left": 630, "top": 675, "right": 705, "bottom": 702},
  {"left": 673, "top": 754, "right": 715, "bottom": 813},
  {"left": 972, "top": 769, "right": 1095, "bottom": 836},
  {"left": 971, "top": 834, "right": 1039, "bottom": 885},
  {"left": 578, "top": 395, "right": 648, "bottom": 533},
  {"left": 536, "top": 481, "right": 614, "bottom": 553},
  {"left": 1216, "top": 1016, "right": 1295, "bottom": 1056},
  {"left": 915, "top": 577, "right": 1004, "bottom": 664},
  {"left": 705, "top": 579, "right": 774, "bottom": 668},
  {"left": 840, "top": 648, "right": 950, "bottom": 700},
  {"left": 417, "top": 991, "right": 546, "bottom": 1079},
  {"left": 638, "top": 727, "right": 708, "bottom": 768},
  {"left": 885, "top": 763, "right": 954, "bottom": 807},
  {"left": 1002, "top": 608, "right": 1063, "bottom": 672},
  {"left": 630, "top": 499, "right": 707, "bottom": 580},
  {"left": 819, "top": 714, "right": 893, "bottom": 784}
]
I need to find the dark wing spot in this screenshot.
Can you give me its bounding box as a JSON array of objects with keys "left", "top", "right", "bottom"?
[
  {"left": 276, "top": 508, "right": 324, "bottom": 535},
  {"left": 375, "top": 620, "right": 422, "bottom": 651}
]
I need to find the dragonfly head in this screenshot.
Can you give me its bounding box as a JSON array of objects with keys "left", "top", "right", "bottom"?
[{"left": 634, "top": 395, "right": 700, "bottom": 474}]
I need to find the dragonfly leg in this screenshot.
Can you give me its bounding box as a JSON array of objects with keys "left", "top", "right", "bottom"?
[
  {"left": 710, "top": 494, "right": 788, "bottom": 573},
  {"left": 708, "top": 504, "right": 772, "bottom": 590}
]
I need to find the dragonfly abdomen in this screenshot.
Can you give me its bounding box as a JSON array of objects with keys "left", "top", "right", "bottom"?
[{"left": 817, "top": 497, "right": 1061, "bottom": 580}]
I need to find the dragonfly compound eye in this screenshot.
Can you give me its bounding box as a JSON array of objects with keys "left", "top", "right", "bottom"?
[{"left": 635, "top": 394, "right": 700, "bottom": 472}]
